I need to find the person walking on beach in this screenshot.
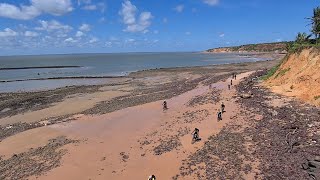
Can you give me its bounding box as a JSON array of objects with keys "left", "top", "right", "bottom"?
[
  {"left": 191, "top": 128, "right": 201, "bottom": 142},
  {"left": 162, "top": 101, "right": 168, "bottom": 111},
  {"left": 231, "top": 79, "right": 233, "bottom": 86},
  {"left": 234, "top": 74, "right": 237, "bottom": 80},
  {"left": 217, "top": 111, "right": 222, "bottom": 121},
  {"left": 228, "top": 84, "right": 231, "bottom": 90},
  {"left": 221, "top": 102, "right": 225, "bottom": 113},
  {"left": 148, "top": 175, "right": 156, "bottom": 180}
]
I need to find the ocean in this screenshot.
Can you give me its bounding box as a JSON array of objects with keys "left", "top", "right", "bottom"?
[{"left": 0, "top": 52, "right": 265, "bottom": 92}]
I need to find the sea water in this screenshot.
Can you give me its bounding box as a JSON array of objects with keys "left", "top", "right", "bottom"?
[{"left": 0, "top": 52, "right": 265, "bottom": 92}]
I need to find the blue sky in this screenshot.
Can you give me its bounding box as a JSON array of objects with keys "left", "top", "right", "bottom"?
[{"left": 0, "top": 0, "right": 318, "bottom": 55}]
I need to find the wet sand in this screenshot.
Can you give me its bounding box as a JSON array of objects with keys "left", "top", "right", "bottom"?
[
  {"left": 3, "top": 56, "right": 319, "bottom": 179},
  {"left": 0, "top": 72, "right": 251, "bottom": 179}
]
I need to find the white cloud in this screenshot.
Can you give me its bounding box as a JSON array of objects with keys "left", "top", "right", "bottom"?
[
  {"left": 0, "top": 28, "right": 18, "bottom": 37},
  {"left": 119, "top": 0, "right": 153, "bottom": 33},
  {"left": 89, "top": 37, "right": 98, "bottom": 43},
  {"left": 25, "top": 31, "right": 39, "bottom": 37},
  {"left": 120, "top": 1, "right": 137, "bottom": 25},
  {"left": 77, "top": 0, "right": 91, "bottom": 5},
  {"left": 0, "top": 0, "right": 73, "bottom": 20},
  {"left": 153, "top": 30, "right": 159, "bottom": 34},
  {"left": 35, "top": 20, "right": 72, "bottom": 32},
  {"left": 79, "top": 23, "right": 91, "bottom": 32},
  {"left": 75, "top": 31, "right": 84, "bottom": 37},
  {"left": 203, "top": 0, "right": 219, "bottom": 6},
  {"left": 219, "top": 33, "right": 225, "bottom": 37},
  {"left": 0, "top": 3, "right": 40, "bottom": 20},
  {"left": 174, "top": 5, "right": 184, "bottom": 13},
  {"left": 31, "top": 0, "right": 73, "bottom": 16},
  {"left": 82, "top": 5, "right": 97, "bottom": 10},
  {"left": 105, "top": 41, "right": 112, "bottom": 47},
  {"left": 64, "top": 37, "right": 77, "bottom": 43},
  {"left": 126, "top": 38, "right": 135, "bottom": 43},
  {"left": 82, "top": 2, "right": 105, "bottom": 12}
]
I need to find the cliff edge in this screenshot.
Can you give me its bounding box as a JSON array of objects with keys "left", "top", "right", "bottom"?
[{"left": 264, "top": 47, "right": 320, "bottom": 106}]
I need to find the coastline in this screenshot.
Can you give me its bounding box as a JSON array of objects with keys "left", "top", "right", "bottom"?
[
  {"left": 1, "top": 54, "right": 318, "bottom": 179},
  {"left": 0, "top": 52, "right": 281, "bottom": 89}
]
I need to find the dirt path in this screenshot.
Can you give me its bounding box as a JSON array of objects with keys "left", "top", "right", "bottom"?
[{"left": 0, "top": 72, "right": 253, "bottom": 180}]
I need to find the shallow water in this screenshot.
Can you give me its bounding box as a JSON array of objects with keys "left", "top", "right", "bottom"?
[{"left": 0, "top": 52, "right": 265, "bottom": 92}]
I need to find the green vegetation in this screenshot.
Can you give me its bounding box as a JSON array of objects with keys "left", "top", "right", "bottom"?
[
  {"left": 261, "top": 64, "right": 281, "bottom": 80},
  {"left": 295, "top": 32, "right": 311, "bottom": 44},
  {"left": 207, "top": 42, "right": 289, "bottom": 53},
  {"left": 288, "top": 6, "right": 320, "bottom": 52},
  {"left": 275, "top": 68, "right": 291, "bottom": 78},
  {"left": 262, "top": 6, "right": 320, "bottom": 81},
  {"left": 314, "top": 95, "right": 320, "bottom": 100}
]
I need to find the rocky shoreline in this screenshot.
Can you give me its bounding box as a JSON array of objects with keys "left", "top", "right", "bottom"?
[
  {"left": 0, "top": 136, "right": 79, "bottom": 180},
  {"left": 237, "top": 70, "right": 320, "bottom": 179},
  {"left": 173, "top": 70, "right": 320, "bottom": 179}
]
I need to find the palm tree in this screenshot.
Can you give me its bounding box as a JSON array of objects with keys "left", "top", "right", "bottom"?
[
  {"left": 295, "top": 32, "right": 311, "bottom": 43},
  {"left": 308, "top": 7, "right": 320, "bottom": 39}
]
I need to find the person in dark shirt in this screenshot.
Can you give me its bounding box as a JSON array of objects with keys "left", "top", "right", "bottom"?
[
  {"left": 217, "top": 111, "right": 222, "bottom": 121},
  {"left": 191, "top": 128, "right": 200, "bottom": 142},
  {"left": 221, "top": 102, "right": 225, "bottom": 113},
  {"left": 162, "top": 101, "right": 168, "bottom": 111}
]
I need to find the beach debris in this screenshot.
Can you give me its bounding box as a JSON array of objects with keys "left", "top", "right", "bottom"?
[
  {"left": 5, "top": 125, "right": 13, "bottom": 129},
  {"left": 240, "top": 93, "right": 253, "bottom": 99}
]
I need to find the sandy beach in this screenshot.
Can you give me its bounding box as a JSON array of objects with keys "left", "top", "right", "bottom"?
[{"left": 1, "top": 55, "right": 320, "bottom": 179}]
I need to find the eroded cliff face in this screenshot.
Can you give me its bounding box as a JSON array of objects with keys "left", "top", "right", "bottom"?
[{"left": 265, "top": 48, "right": 320, "bottom": 106}]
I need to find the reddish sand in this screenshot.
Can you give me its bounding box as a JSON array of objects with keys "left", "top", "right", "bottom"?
[
  {"left": 265, "top": 48, "right": 320, "bottom": 106},
  {"left": 0, "top": 72, "right": 254, "bottom": 180}
]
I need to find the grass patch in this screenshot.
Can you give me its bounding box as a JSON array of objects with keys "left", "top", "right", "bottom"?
[
  {"left": 275, "top": 68, "right": 291, "bottom": 78},
  {"left": 287, "top": 42, "right": 320, "bottom": 53},
  {"left": 314, "top": 95, "right": 320, "bottom": 100},
  {"left": 261, "top": 64, "right": 280, "bottom": 80}
]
